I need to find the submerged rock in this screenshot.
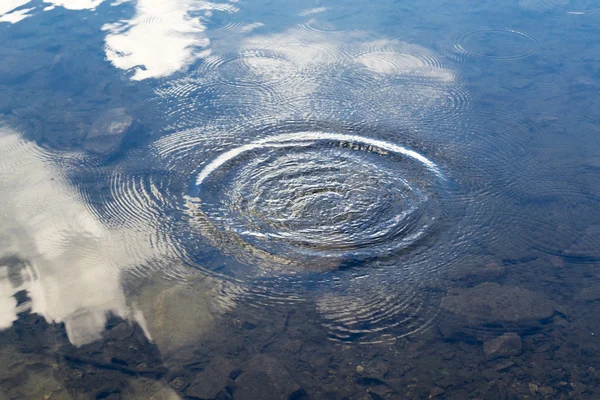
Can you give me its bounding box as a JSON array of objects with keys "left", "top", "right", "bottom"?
[
  {"left": 439, "top": 283, "right": 556, "bottom": 340},
  {"left": 186, "top": 357, "right": 233, "bottom": 399},
  {"left": 483, "top": 333, "right": 522, "bottom": 361},
  {"left": 484, "top": 381, "right": 508, "bottom": 400},
  {"left": 133, "top": 274, "right": 233, "bottom": 359},
  {"left": 124, "top": 377, "right": 181, "bottom": 400},
  {"left": 84, "top": 107, "right": 133, "bottom": 155},
  {"left": 0, "top": 349, "right": 74, "bottom": 400},
  {"left": 441, "top": 282, "right": 555, "bottom": 323},
  {"left": 447, "top": 257, "right": 505, "bottom": 284},
  {"left": 575, "top": 284, "right": 600, "bottom": 302},
  {"left": 232, "top": 355, "right": 303, "bottom": 400}
]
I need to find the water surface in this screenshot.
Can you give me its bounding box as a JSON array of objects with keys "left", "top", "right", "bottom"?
[{"left": 1, "top": 0, "right": 600, "bottom": 398}]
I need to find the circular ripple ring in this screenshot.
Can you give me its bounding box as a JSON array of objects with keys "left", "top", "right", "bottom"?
[
  {"left": 451, "top": 29, "right": 540, "bottom": 61},
  {"left": 188, "top": 131, "right": 445, "bottom": 271}
]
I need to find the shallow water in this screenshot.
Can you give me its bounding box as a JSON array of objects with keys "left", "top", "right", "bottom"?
[{"left": 1, "top": 0, "right": 600, "bottom": 398}]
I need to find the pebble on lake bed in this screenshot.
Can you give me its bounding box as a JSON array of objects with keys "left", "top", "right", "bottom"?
[
  {"left": 83, "top": 107, "right": 133, "bottom": 155},
  {"left": 232, "top": 355, "right": 303, "bottom": 400},
  {"left": 483, "top": 333, "right": 522, "bottom": 361}
]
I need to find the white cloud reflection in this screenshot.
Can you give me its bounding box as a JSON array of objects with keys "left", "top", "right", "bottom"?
[
  {"left": 0, "top": 6, "right": 34, "bottom": 23},
  {"left": 0, "top": 127, "right": 233, "bottom": 351},
  {"left": 103, "top": 0, "right": 238, "bottom": 80},
  {"left": 0, "top": 0, "right": 31, "bottom": 15},
  {"left": 0, "top": 0, "right": 33, "bottom": 23},
  {"left": 0, "top": 0, "right": 105, "bottom": 24},
  {"left": 0, "top": 129, "right": 152, "bottom": 346},
  {"left": 298, "top": 7, "right": 329, "bottom": 16},
  {"left": 2, "top": 0, "right": 238, "bottom": 81},
  {"left": 43, "top": 0, "right": 105, "bottom": 10},
  {"left": 0, "top": 0, "right": 106, "bottom": 23}
]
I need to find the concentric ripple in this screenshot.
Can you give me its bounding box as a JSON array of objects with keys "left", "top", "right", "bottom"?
[
  {"left": 198, "top": 51, "right": 299, "bottom": 87},
  {"left": 144, "top": 31, "right": 524, "bottom": 343},
  {"left": 296, "top": 5, "right": 361, "bottom": 34},
  {"left": 520, "top": 0, "right": 600, "bottom": 15},
  {"left": 445, "top": 29, "right": 540, "bottom": 61},
  {"left": 297, "top": 18, "right": 359, "bottom": 34},
  {"left": 525, "top": 193, "right": 600, "bottom": 263},
  {"left": 496, "top": 166, "right": 600, "bottom": 264},
  {"left": 315, "top": 262, "right": 443, "bottom": 343},
  {"left": 215, "top": 22, "right": 265, "bottom": 34},
  {"left": 186, "top": 132, "right": 446, "bottom": 272}
]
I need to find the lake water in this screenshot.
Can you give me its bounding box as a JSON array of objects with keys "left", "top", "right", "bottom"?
[{"left": 1, "top": 0, "right": 600, "bottom": 398}]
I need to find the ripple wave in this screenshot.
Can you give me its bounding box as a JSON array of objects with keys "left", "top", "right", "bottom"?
[{"left": 187, "top": 132, "right": 445, "bottom": 270}]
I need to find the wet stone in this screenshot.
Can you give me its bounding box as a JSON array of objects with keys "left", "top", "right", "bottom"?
[
  {"left": 533, "top": 340, "right": 553, "bottom": 353},
  {"left": 434, "top": 375, "right": 456, "bottom": 389},
  {"left": 367, "top": 384, "right": 397, "bottom": 398},
  {"left": 448, "top": 258, "right": 506, "bottom": 284},
  {"left": 429, "top": 386, "right": 445, "bottom": 397},
  {"left": 575, "top": 285, "right": 600, "bottom": 302},
  {"left": 64, "top": 370, "right": 127, "bottom": 399},
  {"left": 105, "top": 321, "right": 134, "bottom": 341},
  {"left": 186, "top": 357, "right": 233, "bottom": 400},
  {"left": 439, "top": 283, "right": 556, "bottom": 340},
  {"left": 169, "top": 377, "right": 187, "bottom": 391},
  {"left": 484, "top": 380, "right": 508, "bottom": 400},
  {"left": 441, "top": 283, "right": 555, "bottom": 323},
  {"left": 232, "top": 355, "right": 303, "bottom": 400},
  {"left": 570, "top": 381, "right": 586, "bottom": 396},
  {"left": 483, "top": 333, "right": 522, "bottom": 361},
  {"left": 308, "top": 352, "right": 331, "bottom": 371},
  {"left": 361, "top": 360, "right": 389, "bottom": 381},
  {"left": 83, "top": 107, "right": 133, "bottom": 155},
  {"left": 538, "top": 385, "right": 554, "bottom": 396},
  {"left": 124, "top": 377, "right": 182, "bottom": 399},
  {"left": 494, "top": 360, "right": 516, "bottom": 372},
  {"left": 481, "top": 368, "right": 499, "bottom": 381},
  {"left": 284, "top": 339, "right": 302, "bottom": 354},
  {"left": 528, "top": 383, "right": 539, "bottom": 395}
]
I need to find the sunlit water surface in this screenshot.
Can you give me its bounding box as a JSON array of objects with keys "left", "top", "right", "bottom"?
[{"left": 1, "top": 0, "right": 600, "bottom": 398}]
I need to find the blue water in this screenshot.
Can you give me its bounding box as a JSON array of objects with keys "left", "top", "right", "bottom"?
[{"left": 1, "top": 0, "right": 600, "bottom": 398}]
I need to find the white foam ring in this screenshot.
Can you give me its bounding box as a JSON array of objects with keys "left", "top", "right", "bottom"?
[
  {"left": 195, "top": 132, "right": 443, "bottom": 185},
  {"left": 189, "top": 132, "right": 444, "bottom": 265}
]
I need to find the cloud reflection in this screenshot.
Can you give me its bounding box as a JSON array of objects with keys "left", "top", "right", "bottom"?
[
  {"left": 0, "top": 0, "right": 33, "bottom": 23},
  {"left": 44, "top": 0, "right": 105, "bottom": 10},
  {"left": 0, "top": 0, "right": 32, "bottom": 15},
  {"left": 0, "top": 125, "right": 237, "bottom": 353},
  {"left": 0, "top": 0, "right": 107, "bottom": 23},
  {"left": 0, "top": 129, "right": 154, "bottom": 345},
  {"left": 103, "top": 0, "right": 238, "bottom": 80},
  {"left": 2, "top": 0, "right": 238, "bottom": 82}
]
